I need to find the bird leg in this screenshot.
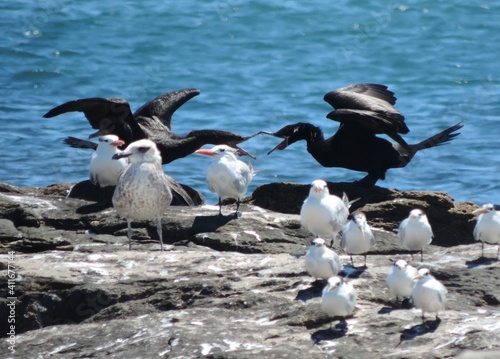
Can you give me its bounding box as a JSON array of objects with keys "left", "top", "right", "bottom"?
[
  {"left": 482, "top": 242, "right": 485, "bottom": 258},
  {"left": 218, "top": 196, "right": 222, "bottom": 216},
  {"left": 420, "top": 250, "right": 424, "bottom": 262},
  {"left": 127, "top": 220, "right": 133, "bottom": 250},
  {"left": 235, "top": 198, "right": 241, "bottom": 218},
  {"left": 350, "top": 255, "right": 355, "bottom": 267},
  {"left": 364, "top": 254, "right": 367, "bottom": 267},
  {"left": 157, "top": 218, "right": 164, "bottom": 252}
]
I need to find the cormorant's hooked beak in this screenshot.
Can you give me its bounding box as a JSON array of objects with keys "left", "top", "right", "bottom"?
[
  {"left": 267, "top": 137, "right": 290, "bottom": 155},
  {"left": 235, "top": 146, "right": 257, "bottom": 160}
]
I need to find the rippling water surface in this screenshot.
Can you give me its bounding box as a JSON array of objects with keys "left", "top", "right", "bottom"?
[{"left": 1, "top": 1, "right": 499, "bottom": 204}]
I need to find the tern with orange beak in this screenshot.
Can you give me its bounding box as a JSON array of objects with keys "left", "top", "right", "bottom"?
[
  {"left": 386, "top": 259, "right": 418, "bottom": 303},
  {"left": 89, "top": 135, "right": 127, "bottom": 188},
  {"left": 195, "top": 145, "right": 255, "bottom": 217},
  {"left": 300, "top": 179, "right": 349, "bottom": 247},
  {"left": 340, "top": 211, "right": 375, "bottom": 267},
  {"left": 304, "top": 238, "right": 342, "bottom": 280},
  {"left": 321, "top": 276, "right": 357, "bottom": 331},
  {"left": 398, "top": 209, "right": 433, "bottom": 262},
  {"left": 473, "top": 203, "right": 500, "bottom": 258},
  {"left": 411, "top": 268, "right": 447, "bottom": 321}
]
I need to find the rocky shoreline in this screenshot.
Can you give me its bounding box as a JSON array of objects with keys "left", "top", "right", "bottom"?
[{"left": 1, "top": 181, "right": 499, "bottom": 358}]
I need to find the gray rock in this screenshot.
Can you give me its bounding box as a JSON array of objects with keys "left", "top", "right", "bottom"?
[{"left": 0, "top": 182, "right": 499, "bottom": 358}]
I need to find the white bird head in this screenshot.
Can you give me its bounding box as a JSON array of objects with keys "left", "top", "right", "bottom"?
[
  {"left": 96, "top": 135, "right": 124, "bottom": 152},
  {"left": 325, "top": 276, "right": 343, "bottom": 292},
  {"left": 351, "top": 211, "right": 367, "bottom": 228},
  {"left": 310, "top": 237, "right": 326, "bottom": 248},
  {"left": 112, "top": 139, "right": 162, "bottom": 164},
  {"left": 309, "top": 179, "right": 329, "bottom": 198},
  {"left": 414, "top": 267, "right": 431, "bottom": 280},
  {"left": 195, "top": 145, "right": 239, "bottom": 160},
  {"left": 394, "top": 259, "right": 408, "bottom": 270},
  {"left": 409, "top": 209, "right": 426, "bottom": 220},
  {"left": 473, "top": 203, "right": 499, "bottom": 216}
]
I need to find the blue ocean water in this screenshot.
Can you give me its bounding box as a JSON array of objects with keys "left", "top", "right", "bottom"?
[{"left": 1, "top": 0, "right": 499, "bottom": 205}]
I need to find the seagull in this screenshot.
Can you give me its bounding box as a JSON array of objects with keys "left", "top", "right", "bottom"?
[
  {"left": 260, "top": 83, "right": 463, "bottom": 186},
  {"left": 473, "top": 203, "right": 500, "bottom": 258},
  {"left": 340, "top": 211, "right": 375, "bottom": 267},
  {"left": 89, "top": 135, "right": 127, "bottom": 188},
  {"left": 195, "top": 145, "right": 255, "bottom": 217},
  {"left": 112, "top": 139, "right": 188, "bottom": 251},
  {"left": 321, "top": 276, "right": 357, "bottom": 331},
  {"left": 411, "top": 268, "right": 447, "bottom": 321},
  {"left": 304, "top": 238, "right": 342, "bottom": 280},
  {"left": 386, "top": 259, "right": 418, "bottom": 303},
  {"left": 300, "top": 179, "right": 349, "bottom": 246},
  {"left": 398, "top": 209, "right": 433, "bottom": 262},
  {"left": 43, "top": 88, "right": 251, "bottom": 165}
]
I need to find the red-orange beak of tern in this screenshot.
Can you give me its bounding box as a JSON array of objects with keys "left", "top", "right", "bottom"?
[
  {"left": 195, "top": 149, "right": 216, "bottom": 157},
  {"left": 112, "top": 139, "right": 125, "bottom": 147}
]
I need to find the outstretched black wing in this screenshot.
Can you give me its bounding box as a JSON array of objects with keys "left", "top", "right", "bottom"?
[
  {"left": 63, "top": 136, "right": 98, "bottom": 150},
  {"left": 133, "top": 88, "right": 201, "bottom": 130},
  {"left": 324, "top": 84, "right": 410, "bottom": 149}
]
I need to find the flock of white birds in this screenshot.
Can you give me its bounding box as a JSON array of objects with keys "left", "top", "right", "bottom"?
[
  {"left": 300, "top": 178, "right": 499, "bottom": 329},
  {"left": 89, "top": 134, "right": 499, "bottom": 330}
]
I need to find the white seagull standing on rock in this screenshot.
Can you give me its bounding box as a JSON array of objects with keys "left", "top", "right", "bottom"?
[
  {"left": 321, "top": 276, "right": 357, "bottom": 331},
  {"left": 340, "top": 211, "right": 375, "bottom": 267},
  {"left": 195, "top": 145, "right": 255, "bottom": 217},
  {"left": 398, "top": 209, "right": 433, "bottom": 262},
  {"left": 473, "top": 203, "right": 500, "bottom": 258},
  {"left": 411, "top": 268, "right": 447, "bottom": 321},
  {"left": 89, "top": 135, "right": 127, "bottom": 187},
  {"left": 386, "top": 259, "right": 418, "bottom": 303},
  {"left": 112, "top": 139, "right": 174, "bottom": 251},
  {"left": 300, "top": 179, "right": 349, "bottom": 247},
  {"left": 304, "top": 238, "right": 342, "bottom": 280}
]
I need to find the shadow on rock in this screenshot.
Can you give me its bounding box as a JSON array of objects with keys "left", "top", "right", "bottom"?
[
  {"left": 76, "top": 202, "right": 113, "bottom": 214},
  {"left": 340, "top": 264, "right": 367, "bottom": 278},
  {"left": 295, "top": 279, "right": 325, "bottom": 301},
  {"left": 378, "top": 298, "right": 413, "bottom": 314},
  {"left": 398, "top": 318, "right": 441, "bottom": 345},
  {"left": 311, "top": 321, "right": 349, "bottom": 344},
  {"left": 466, "top": 256, "right": 499, "bottom": 268},
  {"left": 192, "top": 214, "right": 236, "bottom": 233}
]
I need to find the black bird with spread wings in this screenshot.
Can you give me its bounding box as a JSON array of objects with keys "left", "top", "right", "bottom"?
[
  {"left": 43, "top": 88, "right": 250, "bottom": 164},
  {"left": 261, "top": 84, "right": 463, "bottom": 186}
]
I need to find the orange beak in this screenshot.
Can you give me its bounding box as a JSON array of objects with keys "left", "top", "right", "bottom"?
[
  {"left": 112, "top": 139, "right": 125, "bottom": 147},
  {"left": 195, "top": 149, "right": 216, "bottom": 157}
]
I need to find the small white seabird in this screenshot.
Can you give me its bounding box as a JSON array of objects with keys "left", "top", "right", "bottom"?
[
  {"left": 195, "top": 145, "right": 255, "bottom": 216},
  {"left": 473, "top": 203, "right": 500, "bottom": 258},
  {"left": 304, "top": 238, "right": 342, "bottom": 280},
  {"left": 321, "top": 276, "right": 357, "bottom": 330},
  {"left": 386, "top": 259, "right": 418, "bottom": 302},
  {"left": 300, "top": 179, "right": 349, "bottom": 246},
  {"left": 398, "top": 209, "right": 433, "bottom": 262},
  {"left": 340, "top": 211, "right": 375, "bottom": 267},
  {"left": 89, "top": 135, "right": 127, "bottom": 187},
  {"left": 112, "top": 139, "right": 173, "bottom": 251},
  {"left": 411, "top": 268, "right": 447, "bottom": 321}
]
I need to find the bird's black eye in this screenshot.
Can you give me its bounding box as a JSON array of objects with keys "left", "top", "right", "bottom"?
[
  {"left": 138, "top": 146, "right": 149, "bottom": 153},
  {"left": 220, "top": 148, "right": 225, "bottom": 152},
  {"left": 311, "top": 240, "right": 315, "bottom": 246}
]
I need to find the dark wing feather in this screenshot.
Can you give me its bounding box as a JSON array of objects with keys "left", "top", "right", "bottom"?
[
  {"left": 327, "top": 109, "right": 410, "bottom": 149},
  {"left": 323, "top": 84, "right": 409, "bottom": 148},
  {"left": 133, "top": 88, "right": 201, "bottom": 130},
  {"left": 43, "top": 98, "right": 134, "bottom": 130},
  {"left": 63, "top": 136, "right": 98, "bottom": 150}
]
